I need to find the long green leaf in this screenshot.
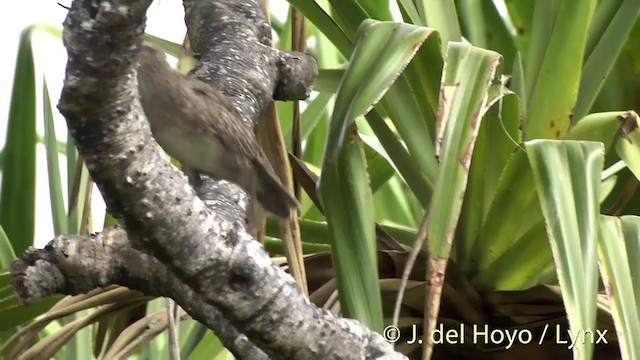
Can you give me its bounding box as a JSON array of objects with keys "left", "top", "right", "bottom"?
[
  {"left": 328, "top": 0, "right": 370, "bottom": 40},
  {"left": 0, "top": 26, "right": 38, "bottom": 255},
  {"left": 417, "top": 0, "right": 461, "bottom": 44},
  {"left": 0, "top": 226, "right": 15, "bottom": 270},
  {"left": 468, "top": 149, "right": 543, "bottom": 281},
  {"left": 372, "top": 28, "right": 443, "bottom": 201},
  {"left": 323, "top": 20, "right": 430, "bottom": 166},
  {"left": 525, "top": 0, "right": 596, "bottom": 139},
  {"left": 457, "top": 86, "right": 521, "bottom": 266},
  {"left": 319, "top": 20, "right": 430, "bottom": 331},
  {"left": 354, "top": 0, "right": 393, "bottom": 21},
  {"left": 598, "top": 215, "right": 640, "bottom": 360},
  {"left": 396, "top": 0, "right": 422, "bottom": 25},
  {"left": 472, "top": 221, "right": 550, "bottom": 290},
  {"left": 526, "top": 139, "right": 602, "bottom": 359},
  {"left": 567, "top": 111, "right": 626, "bottom": 152},
  {"left": 43, "top": 81, "right": 67, "bottom": 236},
  {"left": 574, "top": 0, "right": 640, "bottom": 120},
  {"left": 428, "top": 43, "right": 501, "bottom": 257},
  {"left": 287, "top": 0, "right": 353, "bottom": 56},
  {"left": 504, "top": 0, "right": 534, "bottom": 59},
  {"left": 366, "top": 111, "right": 431, "bottom": 206},
  {"left": 378, "top": 74, "right": 438, "bottom": 189},
  {"left": 320, "top": 138, "right": 381, "bottom": 330}
]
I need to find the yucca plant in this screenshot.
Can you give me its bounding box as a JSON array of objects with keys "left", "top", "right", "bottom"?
[
  {"left": 1, "top": 0, "right": 640, "bottom": 359},
  {"left": 283, "top": 1, "right": 640, "bottom": 359}
]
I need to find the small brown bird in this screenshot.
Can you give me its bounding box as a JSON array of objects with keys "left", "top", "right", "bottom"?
[{"left": 136, "top": 41, "right": 299, "bottom": 218}]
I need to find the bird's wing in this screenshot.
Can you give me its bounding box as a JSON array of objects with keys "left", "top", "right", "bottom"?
[{"left": 183, "top": 76, "right": 266, "bottom": 162}]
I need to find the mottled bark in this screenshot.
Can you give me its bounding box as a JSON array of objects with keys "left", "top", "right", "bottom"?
[{"left": 10, "top": 0, "right": 404, "bottom": 359}]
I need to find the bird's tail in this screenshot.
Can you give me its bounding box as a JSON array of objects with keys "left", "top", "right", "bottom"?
[{"left": 254, "top": 161, "right": 300, "bottom": 218}]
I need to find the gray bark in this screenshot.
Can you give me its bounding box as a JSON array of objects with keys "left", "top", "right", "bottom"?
[{"left": 10, "top": 0, "right": 406, "bottom": 359}]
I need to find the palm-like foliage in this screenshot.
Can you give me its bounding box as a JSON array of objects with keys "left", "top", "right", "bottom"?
[{"left": 1, "top": 0, "right": 640, "bottom": 359}]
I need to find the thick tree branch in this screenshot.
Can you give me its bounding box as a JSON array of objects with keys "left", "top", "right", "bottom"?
[
  {"left": 182, "top": 0, "right": 316, "bottom": 216},
  {"left": 11, "top": 227, "right": 268, "bottom": 359},
  {"left": 10, "top": 0, "right": 404, "bottom": 358},
  {"left": 184, "top": 0, "right": 315, "bottom": 120}
]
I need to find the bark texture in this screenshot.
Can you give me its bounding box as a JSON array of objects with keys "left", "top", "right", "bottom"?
[{"left": 10, "top": 0, "right": 405, "bottom": 359}]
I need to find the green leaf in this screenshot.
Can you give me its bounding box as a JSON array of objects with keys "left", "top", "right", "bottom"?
[
  {"left": 320, "top": 138, "right": 382, "bottom": 331},
  {"left": 457, "top": 85, "right": 522, "bottom": 266},
  {"left": 328, "top": 0, "right": 370, "bottom": 40},
  {"left": 0, "top": 26, "right": 38, "bottom": 255},
  {"left": 504, "top": 0, "right": 534, "bottom": 59},
  {"left": 143, "top": 34, "right": 181, "bottom": 58},
  {"left": 360, "top": 135, "right": 396, "bottom": 193},
  {"left": 597, "top": 216, "right": 640, "bottom": 360},
  {"left": 283, "top": 93, "right": 333, "bottom": 147},
  {"left": 377, "top": 72, "right": 439, "bottom": 190},
  {"left": 366, "top": 110, "right": 431, "bottom": 206},
  {"left": 323, "top": 20, "right": 431, "bottom": 166},
  {"left": 615, "top": 111, "right": 640, "bottom": 181},
  {"left": 288, "top": 0, "right": 353, "bottom": 56},
  {"left": 418, "top": 0, "right": 461, "bottom": 44},
  {"left": 566, "top": 111, "right": 626, "bottom": 152},
  {"left": 456, "top": 0, "right": 518, "bottom": 68},
  {"left": 354, "top": 0, "right": 393, "bottom": 21},
  {"left": 43, "top": 81, "right": 67, "bottom": 236},
  {"left": 186, "top": 328, "right": 231, "bottom": 360},
  {"left": 525, "top": 0, "right": 596, "bottom": 139},
  {"left": 472, "top": 221, "right": 550, "bottom": 290},
  {"left": 318, "top": 20, "right": 432, "bottom": 331},
  {"left": 468, "top": 150, "right": 544, "bottom": 284},
  {"left": 526, "top": 139, "right": 602, "bottom": 359},
  {"left": 0, "top": 226, "right": 15, "bottom": 270},
  {"left": 396, "top": 0, "right": 422, "bottom": 25},
  {"left": 574, "top": 0, "right": 640, "bottom": 120},
  {"left": 428, "top": 43, "right": 501, "bottom": 257}
]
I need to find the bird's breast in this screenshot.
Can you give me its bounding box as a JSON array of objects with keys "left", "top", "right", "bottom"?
[{"left": 151, "top": 124, "right": 253, "bottom": 186}]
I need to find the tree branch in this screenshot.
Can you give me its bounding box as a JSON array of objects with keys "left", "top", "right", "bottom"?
[
  {"left": 182, "top": 0, "right": 316, "bottom": 216},
  {"left": 10, "top": 0, "right": 404, "bottom": 358},
  {"left": 11, "top": 227, "right": 268, "bottom": 359}
]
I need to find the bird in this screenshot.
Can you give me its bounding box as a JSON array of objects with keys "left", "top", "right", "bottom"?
[{"left": 136, "top": 41, "right": 299, "bottom": 218}]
